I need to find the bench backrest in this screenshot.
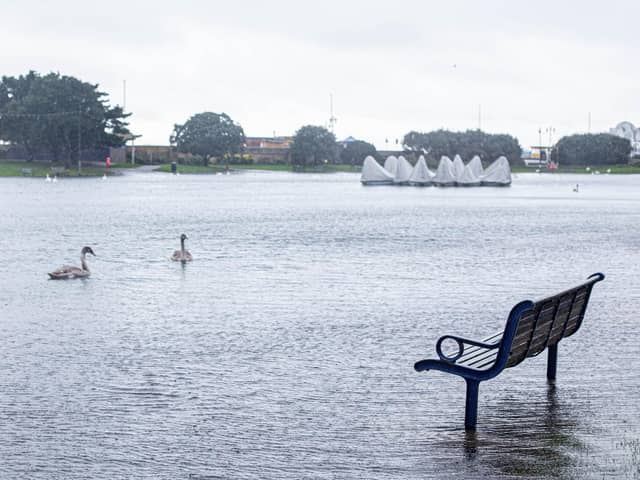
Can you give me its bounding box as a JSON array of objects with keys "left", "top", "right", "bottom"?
[{"left": 500, "top": 273, "right": 604, "bottom": 369}]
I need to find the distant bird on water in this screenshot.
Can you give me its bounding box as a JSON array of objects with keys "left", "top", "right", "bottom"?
[
  {"left": 171, "top": 234, "right": 193, "bottom": 262},
  {"left": 573, "top": 184, "right": 580, "bottom": 193},
  {"left": 48, "top": 246, "right": 96, "bottom": 279}
]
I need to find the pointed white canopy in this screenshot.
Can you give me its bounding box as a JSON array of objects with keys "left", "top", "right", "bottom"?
[
  {"left": 383, "top": 156, "right": 398, "bottom": 177},
  {"left": 409, "top": 155, "right": 433, "bottom": 185},
  {"left": 453, "top": 154, "right": 465, "bottom": 181},
  {"left": 361, "top": 156, "right": 394, "bottom": 185},
  {"left": 394, "top": 156, "right": 413, "bottom": 184},
  {"left": 468, "top": 155, "right": 484, "bottom": 178},
  {"left": 482, "top": 156, "right": 512, "bottom": 186},
  {"left": 432, "top": 156, "right": 456, "bottom": 186},
  {"left": 457, "top": 162, "right": 482, "bottom": 186}
]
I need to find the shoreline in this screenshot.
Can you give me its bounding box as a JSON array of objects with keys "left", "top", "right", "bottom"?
[{"left": 1, "top": 160, "right": 639, "bottom": 177}]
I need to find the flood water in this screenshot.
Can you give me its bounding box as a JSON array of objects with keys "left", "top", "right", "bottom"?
[{"left": 1, "top": 170, "right": 639, "bottom": 479}]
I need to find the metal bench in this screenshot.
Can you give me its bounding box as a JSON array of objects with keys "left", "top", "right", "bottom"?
[
  {"left": 21, "top": 168, "right": 33, "bottom": 175},
  {"left": 414, "top": 273, "right": 605, "bottom": 430}
]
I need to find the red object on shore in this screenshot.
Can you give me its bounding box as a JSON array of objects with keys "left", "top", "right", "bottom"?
[{"left": 105, "top": 156, "right": 111, "bottom": 169}]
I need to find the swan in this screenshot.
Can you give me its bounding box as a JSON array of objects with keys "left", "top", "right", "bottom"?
[
  {"left": 171, "top": 234, "right": 193, "bottom": 262},
  {"left": 48, "top": 246, "right": 96, "bottom": 279},
  {"left": 45, "top": 174, "right": 52, "bottom": 182},
  {"left": 102, "top": 174, "right": 107, "bottom": 180},
  {"left": 52, "top": 175, "right": 58, "bottom": 183}
]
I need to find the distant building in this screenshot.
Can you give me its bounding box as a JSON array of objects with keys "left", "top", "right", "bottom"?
[
  {"left": 609, "top": 121, "right": 640, "bottom": 156},
  {"left": 522, "top": 146, "right": 551, "bottom": 167},
  {"left": 244, "top": 136, "right": 293, "bottom": 163},
  {"left": 245, "top": 136, "right": 293, "bottom": 149}
]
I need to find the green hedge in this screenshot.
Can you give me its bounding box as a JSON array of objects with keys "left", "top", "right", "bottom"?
[{"left": 551, "top": 134, "right": 632, "bottom": 166}]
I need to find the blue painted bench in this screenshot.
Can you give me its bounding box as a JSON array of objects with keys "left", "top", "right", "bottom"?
[{"left": 414, "top": 273, "right": 605, "bottom": 430}]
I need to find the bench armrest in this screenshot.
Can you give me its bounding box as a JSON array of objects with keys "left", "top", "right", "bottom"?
[{"left": 436, "top": 335, "right": 501, "bottom": 363}]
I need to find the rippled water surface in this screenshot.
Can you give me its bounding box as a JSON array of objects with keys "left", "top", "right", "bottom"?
[{"left": 1, "top": 170, "right": 639, "bottom": 479}]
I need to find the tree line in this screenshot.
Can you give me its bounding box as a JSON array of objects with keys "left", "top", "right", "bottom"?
[
  {"left": 1, "top": 70, "right": 634, "bottom": 169},
  {"left": 403, "top": 129, "right": 522, "bottom": 165},
  {"left": 0, "top": 71, "right": 130, "bottom": 168}
]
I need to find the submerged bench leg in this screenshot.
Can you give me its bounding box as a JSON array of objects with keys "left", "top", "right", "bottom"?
[
  {"left": 547, "top": 344, "right": 558, "bottom": 381},
  {"left": 464, "top": 379, "right": 480, "bottom": 430}
]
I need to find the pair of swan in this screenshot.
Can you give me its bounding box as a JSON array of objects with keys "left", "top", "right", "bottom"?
[{"left": 48, "top": 235, "right": 192, "bottom": 280}]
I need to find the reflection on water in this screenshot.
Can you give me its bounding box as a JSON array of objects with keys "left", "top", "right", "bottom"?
[
  {"left": 461, "top": 384, "right": 583, "bottom": 478},
  {"left": 0, "top": 171, "right": 639, "bottom": 479}
]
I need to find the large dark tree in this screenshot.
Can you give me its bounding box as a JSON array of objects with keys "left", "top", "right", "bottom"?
[
  {"left": 171, "top": 112, "right": 245, "bottom": 166},
  {"left": 290, "top": 125, "right": 337, "bottom": 167},
  {"left": 0, "top": 71, "right": 131, "bottom": 167},
  {"left": 403, "top": 129, "right": 522, "bottom": 166},
  {"left": 340, "top": 140, "right": 378, "bottom": 166},
  {"left": 551, "top": 133, "right": 631, "bottom": 166}
]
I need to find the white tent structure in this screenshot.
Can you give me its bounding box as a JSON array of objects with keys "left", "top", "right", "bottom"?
[
  {"left": 432, "top": 156, "right": 456, "bottom": 186},
  {"left": 468, "top": 155, "right": 484, "bottom": 178},
  {"left": 408, "top": 155, "right": 433, "bottom": 186},
  {"left": 482, "top": 156, "right": 512, "bottom": 186},
  {"left": 383, "top": 156, "right": 398, "bottom": 177},
  {"left": 452, "top": 155, "right": 465, "bottom": 182},
  {"left": 394, "top": 156, "right": 414, "bottom": 184},
  {"left": 457, "top": 162, "right": 482, "bottom": 186},
  {"left": 361, "top": 156, "right": 394, "bottom": 185}
]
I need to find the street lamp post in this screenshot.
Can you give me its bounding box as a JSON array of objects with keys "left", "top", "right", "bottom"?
[
  {"left": 545, "top": 127, "right": 556, "bottom": 164},
  {"left": 538, "top": 128, "right": 542, "bottom": 147}
]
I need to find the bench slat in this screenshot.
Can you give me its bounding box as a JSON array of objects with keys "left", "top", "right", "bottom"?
[
  {"left": 462, "top": 351, "right": 499, "bottom": 369},
  {"left": 453, "top": 332, "right": 502, "bottom": 362},
  {"left": 506, "top": 285, "right": 593, "bottom": 367}
]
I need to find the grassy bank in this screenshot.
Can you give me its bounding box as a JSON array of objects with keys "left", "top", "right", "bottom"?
[
  {"left": 154, "top": 164, "right": 228, "bottom": 174},
  {"left": 231, "top": 163, "right": 361, "bottom": 172},
  {"left": 0, "top": 161, "right": 119, "bottom": 177},
  {"left": 512, "top": 165, "right": 640, "bottom": 174},
  {"left": 153, "top": 163, "right": 361, "bottom": 173}
]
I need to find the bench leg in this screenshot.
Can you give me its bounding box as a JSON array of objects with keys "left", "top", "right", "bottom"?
[
  {"left": 547, "top": 344, "right": 558, "bottom": 381},
  {"left": 464, "top": 379, "right": 480, "bottom": 430}
]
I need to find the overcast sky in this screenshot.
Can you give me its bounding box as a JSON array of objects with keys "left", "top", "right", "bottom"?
[{"left": 2, "top": 0, "right": 638, "bottom": 149}]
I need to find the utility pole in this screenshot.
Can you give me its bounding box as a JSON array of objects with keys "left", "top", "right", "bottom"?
[{"left": 77, "top": 110, "right": 82, "bottom": 174}]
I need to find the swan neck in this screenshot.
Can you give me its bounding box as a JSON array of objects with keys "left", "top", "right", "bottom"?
[{"left": 81, "top": 252, "right": 89, "bottom": 271}]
